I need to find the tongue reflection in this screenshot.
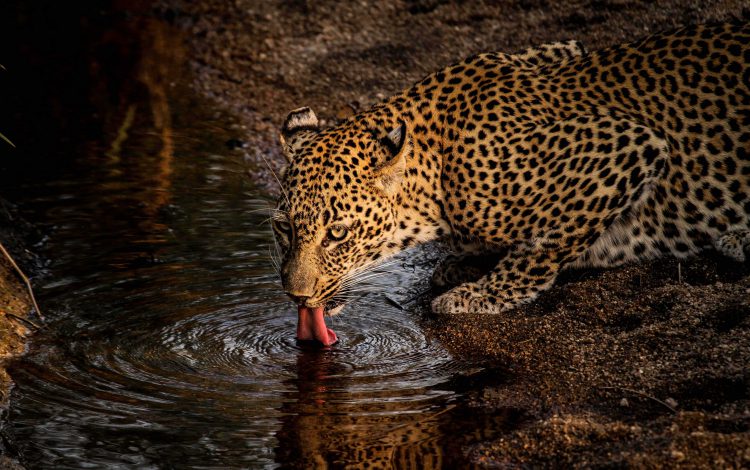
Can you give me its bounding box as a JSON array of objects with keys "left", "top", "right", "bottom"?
[{"left": 296, "top": 306, "right": 338, "bottom": 346}]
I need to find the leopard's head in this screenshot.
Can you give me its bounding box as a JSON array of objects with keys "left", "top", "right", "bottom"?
[{"left": 273, "top": 107, "right": 410, "bottom": 320}]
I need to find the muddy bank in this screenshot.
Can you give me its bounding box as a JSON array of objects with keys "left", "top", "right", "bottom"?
[
  {"left": 160, "top": 0, "right": 750, "bottom": 466},
  {"left": 0, "top": 248, "right": 30, "bottom": 407},
  {"left": 0, "top": 199, "right": 43, "bottom": 402},
  {"left": 0, "top": 199, "right": 42, "bottom": 468}
]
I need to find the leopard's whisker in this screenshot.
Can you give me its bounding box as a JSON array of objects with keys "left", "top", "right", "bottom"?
[
  {"left": 246, "top": 206, "right": 282, "bottom": 215},
  {"left": 341, "top": 269, "right": 399, "bottom": 286},
  {"left": 338, "top": 258, "right": 401, "bottom": 284},
  {"left": 258, "top": 150, "right": 291, "bottom": 208},
  {"left": 341, "top": 275, "right": 394, "bottom": 288},
  {"left": 268, "top": 228, "right": 284, "bottom": 281},
  {"left": 267, "top": 244, "right": 280, "bottom": 275}
]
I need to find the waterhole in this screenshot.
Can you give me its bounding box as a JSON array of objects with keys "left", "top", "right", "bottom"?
[{"left": 3, "top": 86, "right": 517, "bottom": 467}]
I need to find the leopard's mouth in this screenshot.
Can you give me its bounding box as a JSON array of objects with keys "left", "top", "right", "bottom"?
[{"left": 295, "top": 298, "right": 345, "bottom": 347}]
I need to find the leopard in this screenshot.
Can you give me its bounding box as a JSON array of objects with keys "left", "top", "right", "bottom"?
[{"left": 271, "top": 22, "right": 750, "bottom": 340}]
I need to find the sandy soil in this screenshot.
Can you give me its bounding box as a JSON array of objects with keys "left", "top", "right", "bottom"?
[{"left": 32, "top": 0, "right": 750, "bottom": 466}]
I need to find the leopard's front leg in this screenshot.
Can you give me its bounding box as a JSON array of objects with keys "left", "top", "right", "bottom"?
[
  {"left": 432, "top": 114, "right": 670, "bottom": 315},
  {"left": 431, "top": 243, "right": 580, "bottom": 314}
]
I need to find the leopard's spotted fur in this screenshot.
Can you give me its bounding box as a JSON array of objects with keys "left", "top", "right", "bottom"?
[{"left": 274, "top": 22, "right": 750, "bottom": 315}]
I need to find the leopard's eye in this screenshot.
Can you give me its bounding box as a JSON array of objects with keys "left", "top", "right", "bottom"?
[{"left": 327, "top": 225, "right": 348, "bottom": 241}]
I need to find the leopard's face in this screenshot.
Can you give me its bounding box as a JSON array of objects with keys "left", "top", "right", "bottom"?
[{"left": 273, "top": 108, "right": 408, "bottom": 312}]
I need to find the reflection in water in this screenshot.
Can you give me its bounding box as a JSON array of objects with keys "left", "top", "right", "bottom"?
[
  {"left": 277, "top": 350, "right": 520, "bottom": 469},
  {"left": 101, "top": 14, "right": 182, "bottom": 223},
  {"left": 3, "top": 6, "right": 520, "bottom": 469},
  {"left": 277, "top": 350, "right": 445, "bottom": 469},
  {"left": 94, "top": 11, "right": 183, "bottom": 237}
]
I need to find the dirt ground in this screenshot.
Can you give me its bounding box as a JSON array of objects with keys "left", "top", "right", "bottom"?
[
  {"left": 156, "top": 0, "right": 750, "bottom": 466},
  {"left": 427, "top": 255, "right": 750, "bottom": 467},
  {"left": 0, "top": 257, "right": 31, "bottom": 409},
  {"left": 0, "top": 200, "right": 41, "bottom": 404},
  {"left": 0, "top": 200, "right": 40, "bottom": 469}
]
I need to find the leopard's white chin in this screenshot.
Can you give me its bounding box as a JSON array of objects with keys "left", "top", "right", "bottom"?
[{"left": 326, "top": 303, "right": 345, "bottom": 316}]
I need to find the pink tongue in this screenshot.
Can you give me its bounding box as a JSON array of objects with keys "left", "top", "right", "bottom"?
[{"left": 297, "top": 306, "right": 338, "bottom": 346}]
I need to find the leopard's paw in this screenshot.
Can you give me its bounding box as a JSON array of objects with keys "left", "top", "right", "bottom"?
[{"left": 430, "top": 284, "right": 508, "bottom": 315}]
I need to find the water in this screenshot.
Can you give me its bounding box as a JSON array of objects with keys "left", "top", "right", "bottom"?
[{"left": 3, "top": 81, "right": 518, "bottom": 467}]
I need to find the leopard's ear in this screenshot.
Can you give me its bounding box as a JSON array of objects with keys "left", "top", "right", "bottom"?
[
  {"left": 279, "top": 107, "right": 319, "bottom": 163},
  {"left": 373, "top": 122, "right": 411, "bottom": 195}
]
